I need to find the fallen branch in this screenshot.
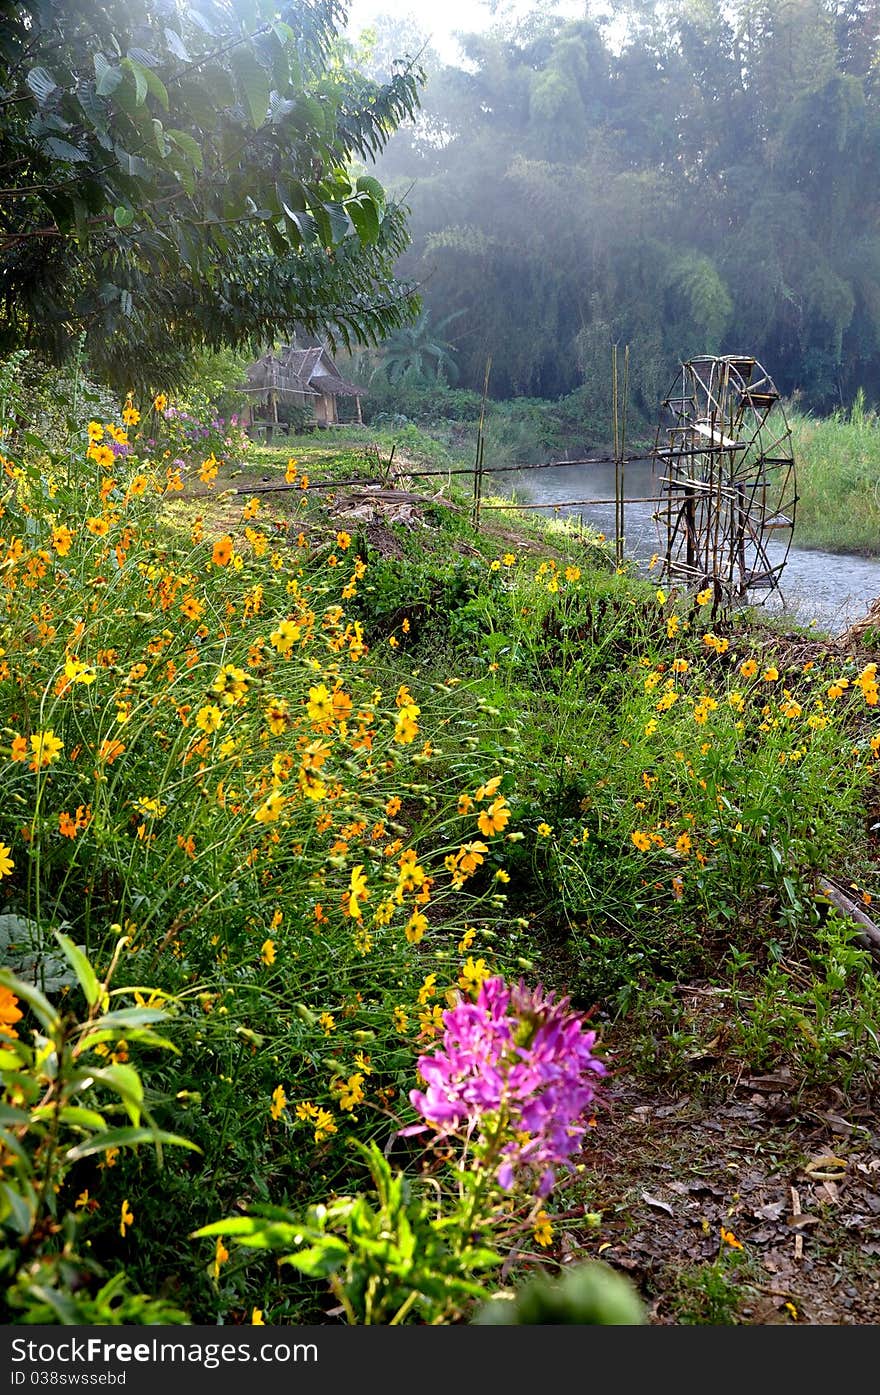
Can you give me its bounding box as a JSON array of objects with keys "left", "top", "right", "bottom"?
[{"left": 815, "top": 877, "right": 880, "bottom": 952}]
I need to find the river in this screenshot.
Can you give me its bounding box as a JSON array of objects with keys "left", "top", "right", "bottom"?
[{"left": 494, "top": 458, "right": 880, "bottom": 636}]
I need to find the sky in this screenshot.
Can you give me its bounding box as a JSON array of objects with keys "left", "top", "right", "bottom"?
[{"left": 344, "top": 0, "right": 591, "bottom": 65}]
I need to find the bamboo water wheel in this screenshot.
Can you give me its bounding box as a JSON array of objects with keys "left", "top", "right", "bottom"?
[{"left": 652, "top": 355, "right": 797, "bottom": 601}]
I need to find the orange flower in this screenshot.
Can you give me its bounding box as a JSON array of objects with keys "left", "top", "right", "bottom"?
[
  {"left": 477, "top": 797, "right": 510, "bottom": 837},
  {"left": 211, "top": 535, "right": 233, "bottom": 567},
  {"left": 52, "top": 525, "right": 75, "bottom": 556},
  {"left": 0, "top": 985, "right": 23, "bottom": 1039}
]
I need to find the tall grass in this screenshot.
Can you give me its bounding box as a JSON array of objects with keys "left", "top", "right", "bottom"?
[{"left": 789, "top": 392, "right": 880, "bottom": 555}]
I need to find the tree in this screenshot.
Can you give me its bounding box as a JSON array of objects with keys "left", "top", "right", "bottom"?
[
  {"left": 0, "top": 0, "right": 425, "bottom": 389},
  {"left": 372, "top": 306, "right": 463, "bottom": 383}
]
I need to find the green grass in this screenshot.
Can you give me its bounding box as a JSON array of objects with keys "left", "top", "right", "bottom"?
[{"left": 789, "top": 395, "right": 880, "bottom": 555}]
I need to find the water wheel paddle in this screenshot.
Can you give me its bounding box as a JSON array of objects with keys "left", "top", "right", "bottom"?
[{"left": 652, "top": 355, "right": 797, "bottom": 602}]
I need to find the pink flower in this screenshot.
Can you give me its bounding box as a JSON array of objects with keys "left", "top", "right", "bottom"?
[{"left": 409, "top": 977, "right": 604, "bottom": 1197}]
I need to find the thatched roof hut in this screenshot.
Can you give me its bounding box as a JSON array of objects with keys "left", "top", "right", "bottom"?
[{"left": 243, "top": 342, "right": 364, "bottom": 425}]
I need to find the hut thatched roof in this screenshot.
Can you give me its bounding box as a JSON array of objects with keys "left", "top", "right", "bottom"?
[{"left": 243, "top": 343, "right": 364, "bottom": 400}]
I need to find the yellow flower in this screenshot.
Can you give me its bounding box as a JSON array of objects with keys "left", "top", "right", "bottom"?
[
  {"left": 337, "top": 1072, "right": 365, "bottom": 1111},
  {"left": 393, "top": 1006, "right": 409, "bottom": 1033},
  {"left": 537, "top": 822, "right": 553, "bottom": 837},
  {"left": 254, "top": 791, "right": 286, "bottom": 824},
  {"left": 477, "top": 796, "right": 510, "bottom": 836},
  {"left": 261, "top": 939, "right": 276, "bottom": 966},
  {"left": 307, "top": 683, "right": 334, "bottom": 725},
  {"left": 153, "top": 393, "right": 168, "bottom": 412},
  {"left": 696, "top": 586, "right": 712, "bottom": 605},
  {"left": 121, "top": 403, "right": 140, "bottom": 426},
  {"left": 0, "top": 843, "right": 14, "bottom": 879},
  {"left": 64, "top": 656, "right": 97, "bottom": 685},
  {"left": 394, "top": 703, "right": 420, "bottom": 744},
  {"left": 52, "top": 524, "right": 75, "bottom": 555},
  {"left": 533, "top": 1210, "right": 554, "bottom": 1247},
  {"left": 348, "top": 864, "right": 369, "bottom": 919},
  {"left": 459, "top": 956, "right": 491, "bottom": 994},
  {"left": 319, "top": 1012, "right": 335, "bottom": 1035},
  {"left": 314, "top": 1108, "right": 336, "bottom": 1143},
  {"left": 119, "top": 1199, "right": 134, "bottom": 1237},
  {"left": 762, "top": 667, "right": 779, "bottom": 682},
  {"left": 270, "top": 618, "right": 301, "bottom": 655},
  {"left": 87, "top": 420, "right": 104, "bottom": 441},
  {"left": 30, "top": 729, "right": 63, "bottom": 769},
  {"left": 405, "top": 910, "right": 428, "bottom": 944},
  {"left": 265, "top": 696, "right": 290, "bottom": 735},
  {"left": 196, "top": 704, "right": 223, "bottom": 733},
  {"left": 740, "top": 659, "right": 758, "bottom": 679},
  {"left": 251, "top": 1309, "right": 265, "bottom": 1326},
  {"left": 212, "top": 1237, "right": 229, "bottom": 1279},
  {"left": 720, "top": 1225, "right": 742, "bottom": 1250},
  {"left": 270, "top": 1085, "right": 287, "bottom": 1120},
  {"left": 88, "top": 444, "right": 115, "bottom": 470},
  {"left": 631, "top": 830, "right": 651, "bottom": 852}
]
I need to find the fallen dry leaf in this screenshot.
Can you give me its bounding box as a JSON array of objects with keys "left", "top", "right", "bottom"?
[
  {"left": 641, "top": 1191, "right": 674, "bottom": 1217},
  {"left": 804, "top": 1156, "right": 848, "bottom": 1181}
]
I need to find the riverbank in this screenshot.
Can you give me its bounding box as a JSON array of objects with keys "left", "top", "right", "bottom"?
[
  {"left": 790, "top": 404, "right": 880, "bottom": 557},
  {"left": 3, "top": 424, "right": 880, "bottom": 1326}
]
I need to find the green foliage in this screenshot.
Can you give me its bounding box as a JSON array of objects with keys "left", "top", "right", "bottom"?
[
  {"left": 195, "top": 1142, "right": 502, "bottom": 1325},
  {"left": 370, "top": 0, "right": 880, "bottom": 413},
  {"left": 474, "top": 1259, "right": 645, "bottom": 1325},
  {"left": 0, "top": 0, "right": 424, "bottom": 390},
  {"left": 0, "top": 935, "right": 197, "bottom": 1322}
]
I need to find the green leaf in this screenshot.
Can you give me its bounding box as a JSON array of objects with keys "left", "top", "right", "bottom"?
[
  {"left": 0, "top": 1181, "right": 36, "bottom": 1236},
  {"left": 54, "top": 933, "right": 100, "bottom": 1007},
  {"left": 230, "top": 46, "right": 270, "bottom": 129},
  {"left": 279, "top": 1238, "right": 350, "bottom": 1277},
  {"left": 167, "top": 129, "right": 203, "bottom": 172},
  {"left": 84, "top": 1063, "right": 143, "bottom": 1123},
  {"left": 54, "top": 1106, "right": 107, "bottom": 1129},
  {"left": 113, "top": 204, "right": 135, "bottom": 228},
  {"left": 43, "top": 137, "right": 88, "bottom": 162},
  {"left": 347, "top": 194, "right": 380, "bottom": 245},
  {"left": 90, "top": 1008, "right": 169, "bottom": 1031},
  {"left": 324, "top": 202, "right": 350, "bottom": 243},
  {"left": 0, "top": 971, "right": 60, "bottom": 1036},
  {"left": 193, "top": 1216, "right": 302, "bottom": 1245},
  {"left": 163, "top": 27, "right": 190, "bottom": 61},
  {"left": 0, "top": 1103, "right": 31, "bottom": 1126},
  {"left": 94, "top": 55, "right": 122, "bottom": 98},
  {"left": 65, "top": 1126, "right": 200, "bottom": 1162},
  {"left": 26, "top": 67, "right": 58, "bottom": 105},
  {"left": 121, "top": 57, "right": 147, "bottom": 105},
  {"left": 356, "top": 174, "right": 386, "bottom": 207},
  {"left": 141, "top": 65, "right": 169, "bottom": 112}
]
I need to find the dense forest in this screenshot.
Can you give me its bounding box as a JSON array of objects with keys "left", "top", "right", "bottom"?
[{"left": 359, "top": 0, "right": 880, "bottom": 419}]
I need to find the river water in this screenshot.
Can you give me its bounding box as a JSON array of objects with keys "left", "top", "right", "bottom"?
[{"left": 493, "top": 458, "right": 880, "bottom": 636}]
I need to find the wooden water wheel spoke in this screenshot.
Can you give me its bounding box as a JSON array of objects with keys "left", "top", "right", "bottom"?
[{"left": 652, "top": 355, "right": 796, "bottom": 602}]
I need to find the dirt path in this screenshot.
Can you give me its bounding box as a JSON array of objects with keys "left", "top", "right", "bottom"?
[{"left": 565, "top": 1073, "right": 880, "bottom": 1324}]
